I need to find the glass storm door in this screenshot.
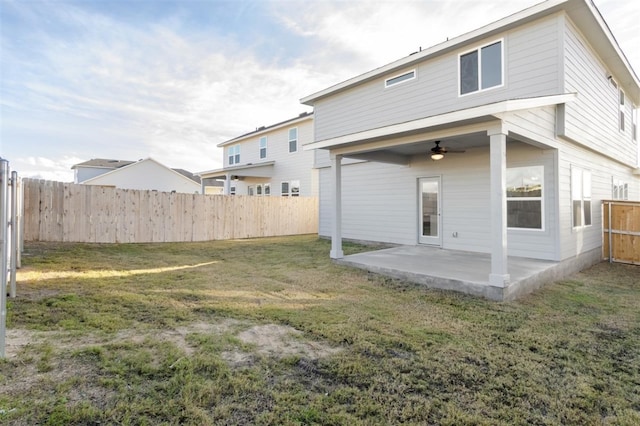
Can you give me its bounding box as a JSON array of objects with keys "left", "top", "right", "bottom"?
[{"left": 418, "top": 177, "right": 442, "bottom": 246}]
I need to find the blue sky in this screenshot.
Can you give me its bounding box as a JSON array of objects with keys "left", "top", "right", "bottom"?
[{"left": 1, "top": 0, "right": 639, "bottom": 181}]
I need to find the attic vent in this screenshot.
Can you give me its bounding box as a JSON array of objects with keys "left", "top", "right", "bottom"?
[{"left": 257, "top": 126, "right": 266, "bottom": 131}]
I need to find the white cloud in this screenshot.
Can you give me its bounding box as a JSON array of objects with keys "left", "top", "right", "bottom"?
[{"left": 13, "top": 155, "right": 84, "bottom": 182}]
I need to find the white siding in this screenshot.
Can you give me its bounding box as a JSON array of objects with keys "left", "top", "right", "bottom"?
[
  {"left": 314, "top": 14, "right": 563, "bottom": 142},
  {"left": 224, "top": 118, "right": 317, "bottom": 196},
  {"left": 83, "top": 159, "right": 200, "bottom": 194},
  {"left": 562, "top": 16, "right": 638, "bottom": 167},
  {"left": 557, "top": 141, "right": 640, "bottom": 260},
  {"left": 319, "top": 141, "right": 560, "bottom": 260},
  {"left": 76, "top": 167, "right": 111, "bottom": 183}
]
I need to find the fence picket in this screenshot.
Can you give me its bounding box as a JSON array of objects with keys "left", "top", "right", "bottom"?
[{"left": 22, "top": 179, "right": 318, "bottom": 243}]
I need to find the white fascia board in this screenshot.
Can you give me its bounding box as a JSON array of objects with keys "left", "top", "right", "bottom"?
[
  {"left": 303, "top": 94, "right": 577, "bottom": 151},
  {"left": 300, "top": 0, "right": 568, "bottom": 105},
  {"left": 197, "top": 161, "right": 276, "bottom": 178},
  {"left": 217, "top": 114, "right": 313, "bottom": 148}
]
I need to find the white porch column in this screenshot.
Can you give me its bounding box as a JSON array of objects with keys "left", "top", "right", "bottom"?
[
  {"left": 224, "top": 173, "right": 231, "bottom": 195},
  {"left": 488, "top": 128, "right": 510, "bottom": 287},
  {"left": 330, "top": 154, "right": 344, "bottom": 259}
]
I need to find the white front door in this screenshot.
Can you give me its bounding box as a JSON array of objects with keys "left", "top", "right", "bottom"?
[{"left": 418, "top": 177, "right": 442, "bottom": 246}]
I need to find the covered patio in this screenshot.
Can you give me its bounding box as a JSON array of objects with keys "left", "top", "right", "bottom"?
[{"left": 335, "top": 245, "right": 592, "bottom": 301}]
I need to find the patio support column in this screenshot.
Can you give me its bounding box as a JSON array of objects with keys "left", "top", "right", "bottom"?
[
  {"left": 488, "top": 128, "right": 510, "bottom": 287},
  {"left": 224, "top": 173, "right": 231, "bottom": 195},
  {"left": 330, "top": 154, "right": 344, "bottom": 259}
]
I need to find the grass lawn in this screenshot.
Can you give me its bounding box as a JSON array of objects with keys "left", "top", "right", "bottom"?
[{"left": 1, "top": 235, "right": 639, "bottom": 425}]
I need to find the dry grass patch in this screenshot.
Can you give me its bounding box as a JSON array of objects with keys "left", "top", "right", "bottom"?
[{"left": 1, "top": 236, "right": 639, "bottom": 425}]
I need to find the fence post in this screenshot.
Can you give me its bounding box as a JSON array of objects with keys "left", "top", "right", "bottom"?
[
  {"left": 10, "top": 171, "right": 18, "bottom": 297},
  {"left": 0, "top": 158, "right": 9, "bottom": 358}
]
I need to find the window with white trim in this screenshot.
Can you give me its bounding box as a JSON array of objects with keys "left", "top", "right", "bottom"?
[
  {"left": 264, "top": 183, "right": 270, "bottom": 196},
  {"left": 572, "top": 167, "right": 592, "bottom": 228},
  {"left": 291, "top": 180, "right": 300, "bottom": 197},
  {"left": 459, "top": 40, "right": 503, "bottom": 95},
  {"left": 228, "top": 145, "right": 240, "bottom": 165},
  {"left": 281, "top": 181, "right": 289, "bottom": 196},
  {"left": 288, "top": 128, "right": 298, "bottom": 153},
  {"left": 612, "top": 178, "right": 628, "bottom": 200},
  {"left": 259, "top": 136, "right": 267, "bottom": 159},
  {"left": 248, "top": 185, "right": 254, "bottom": 196},
  {"left": 256, "top": 184, "right": 263, "bottom": 196},
  {"left": 385, "top": 70, "right": 416, "bottom": 88},
  {"left": 506, "top": 166, "right": 544, "bottom": 230},
  {"left": 619, "top": 90, "right": 625, "bottom": 132},
  {"left": 632, "top": 106, "right": 637, "bottom": 141},
  {"left": 230, "top": 186, "right": 236, "bottom": 195}
]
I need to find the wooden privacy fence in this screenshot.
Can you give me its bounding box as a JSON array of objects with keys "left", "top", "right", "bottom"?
[
  {"left": 23, "top": 179, "right": 318, "bottom": 243},
  {"left": 603, "top": 200, "right": 640, "bottom": 265}
]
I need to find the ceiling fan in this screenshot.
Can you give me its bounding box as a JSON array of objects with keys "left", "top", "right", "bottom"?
[{"left": 430, "top": 141, "right": 465, "bottom": 161}]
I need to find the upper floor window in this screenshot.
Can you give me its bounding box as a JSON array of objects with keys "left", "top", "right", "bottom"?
[
  {"left": 571, "top": 167, "right": 592, "bottom": 229},
  {"left": 506, "top": 166, "right": 544, "bottom": 230},
  {"left": 619, "top": 90, "right": 625, "bottom": 132},
  {"left": 230, "top": 186, "right": 236, "bottom": 195},
  {"left": 288, "top": 128, "right": 298, "bottom": 153},
  {"left": 264, "top": 183, "right": 271, "bottom": 196},
  {"left": 459, "top": 40, "right": 503, "bottom": 95},
  {"left": 228, "top": 145, "right": 240, "bottom": 165},
  {"left": 633, "top": 107, "right": 637, "bottom": 141},
  {"left": 385, "top": 70, "right": 416, "bottom": 88},
  {"left": 248, "top": 185, "right": 254, "bottom": 196},
  {"left": 281, "top": 181, "right": 289, "bottom": 196},
  {"left": 259, "top": 136, "right": 267, "bottom": 159},
  {"left": 256, "top": 184, "right": 263, "bottom": 196}
]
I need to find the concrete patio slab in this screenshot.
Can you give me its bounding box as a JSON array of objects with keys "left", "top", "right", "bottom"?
[{"left": 335, "top": 245, "right": 602, "bottom": 301}]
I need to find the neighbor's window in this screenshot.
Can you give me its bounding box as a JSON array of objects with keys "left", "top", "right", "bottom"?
[
  {"left": 572, "top": 167, "right": 592, "bottom": 228},
  {"left": 230, "top": 186, "right": 236, "bottom": 195},
  {"left": 506, "top": 166, "right": 544, "bottom": 230},
  {"left": 612, "top": 178, "right": 628, "bottom": 200},
  {"left": 288, "top": 128, "right": 298, "bottom": 153},
  {"left": 256, "top": 184, "right": 263, "bottom": 196},
  {"left": 264, "top": 183, "right": 271, "bottom": 196},
  {"left": 248, "top": 185, "right": 254, "bottom": 196},
  {"left": 281, "top": 181, "right": 290, "bottom": 196},
  {"left": 228, "top": 145, "right": 240, "bottom": 165},
  {"left": 259, "top": 136, "right": 267, "bottom": 159},
  {"left": 619, "top": 90, "right": 625, "bottom": 132},
  {"left": 291, "top": 180, "right": 300, "bottom": 197},
  {"left": 385, "top": 70, "right": 416, "bottom": 88},
  {"left": 460, "top": 40, "right": 503, "bottom": 95}
]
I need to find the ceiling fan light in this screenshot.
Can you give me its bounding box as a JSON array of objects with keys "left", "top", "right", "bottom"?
[{"left": 431, "top": 153, "right": 444, "bottom": 161}]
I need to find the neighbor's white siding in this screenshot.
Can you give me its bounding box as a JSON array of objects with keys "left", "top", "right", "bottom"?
[
  {"left": 562, "top": 16, "right": 638, "bottom": 167},
  {"left": 225, "top": 118, "right": 318, "bottom": 196},
  {"left": 314, "top": 14, "right": 563, "bottom": 142},
  {"left": 82, "top": 160, "right": 200, "bottom": 194},
  {"left": 76, "top": 166, "right": 112, "bottom": 183}
]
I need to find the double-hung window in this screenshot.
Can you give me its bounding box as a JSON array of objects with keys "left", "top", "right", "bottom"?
[
  {"left": 619, "top": 90, "right": 625, "bottom": 132},
  {"left": 291, "top": 180, "right": 300, "bottom": 197},
  {"left": 259, "top": 136, "right": 267, "bottom": 159},
  {"left": 264, "top": 183, "right": 270, "bottom": 196},
  {"left": 459, "top": 40, "right": 503, "bottom": 95},
  {"left": 281, "top": 181, "right": 289, "bottom": 196},
  {"left": 288, "top": 128, "right": 298, "bottom": 153},
  {"left": 506, "top": 166, "right": 544, "bottom": 230},
  {"left": 256, "top": 184, "right": 263, "bottom": 196},
  {"left": 572, "top": 167, "right": 592, "bottom": 228},
  {"left": 228, "top": 145, "right": 240, "bottom": 165}
]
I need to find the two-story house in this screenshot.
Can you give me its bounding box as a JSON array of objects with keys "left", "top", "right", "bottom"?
[
  {"left": 198, "top": 112, "right": 318, "bottom": 197},
  {"left": 301, "top": 0, "right": 640, "bottom": 299}
]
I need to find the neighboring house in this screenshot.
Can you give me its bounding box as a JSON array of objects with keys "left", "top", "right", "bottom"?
[
  {"left": 198, "top": 112, "right": 318, "bottom": 196},
  {"left": 72, "top": 158, "right": 202, "bottom": 194},
  {"left": 300, "top": 0, "right": 639, "bottom": 294}
]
